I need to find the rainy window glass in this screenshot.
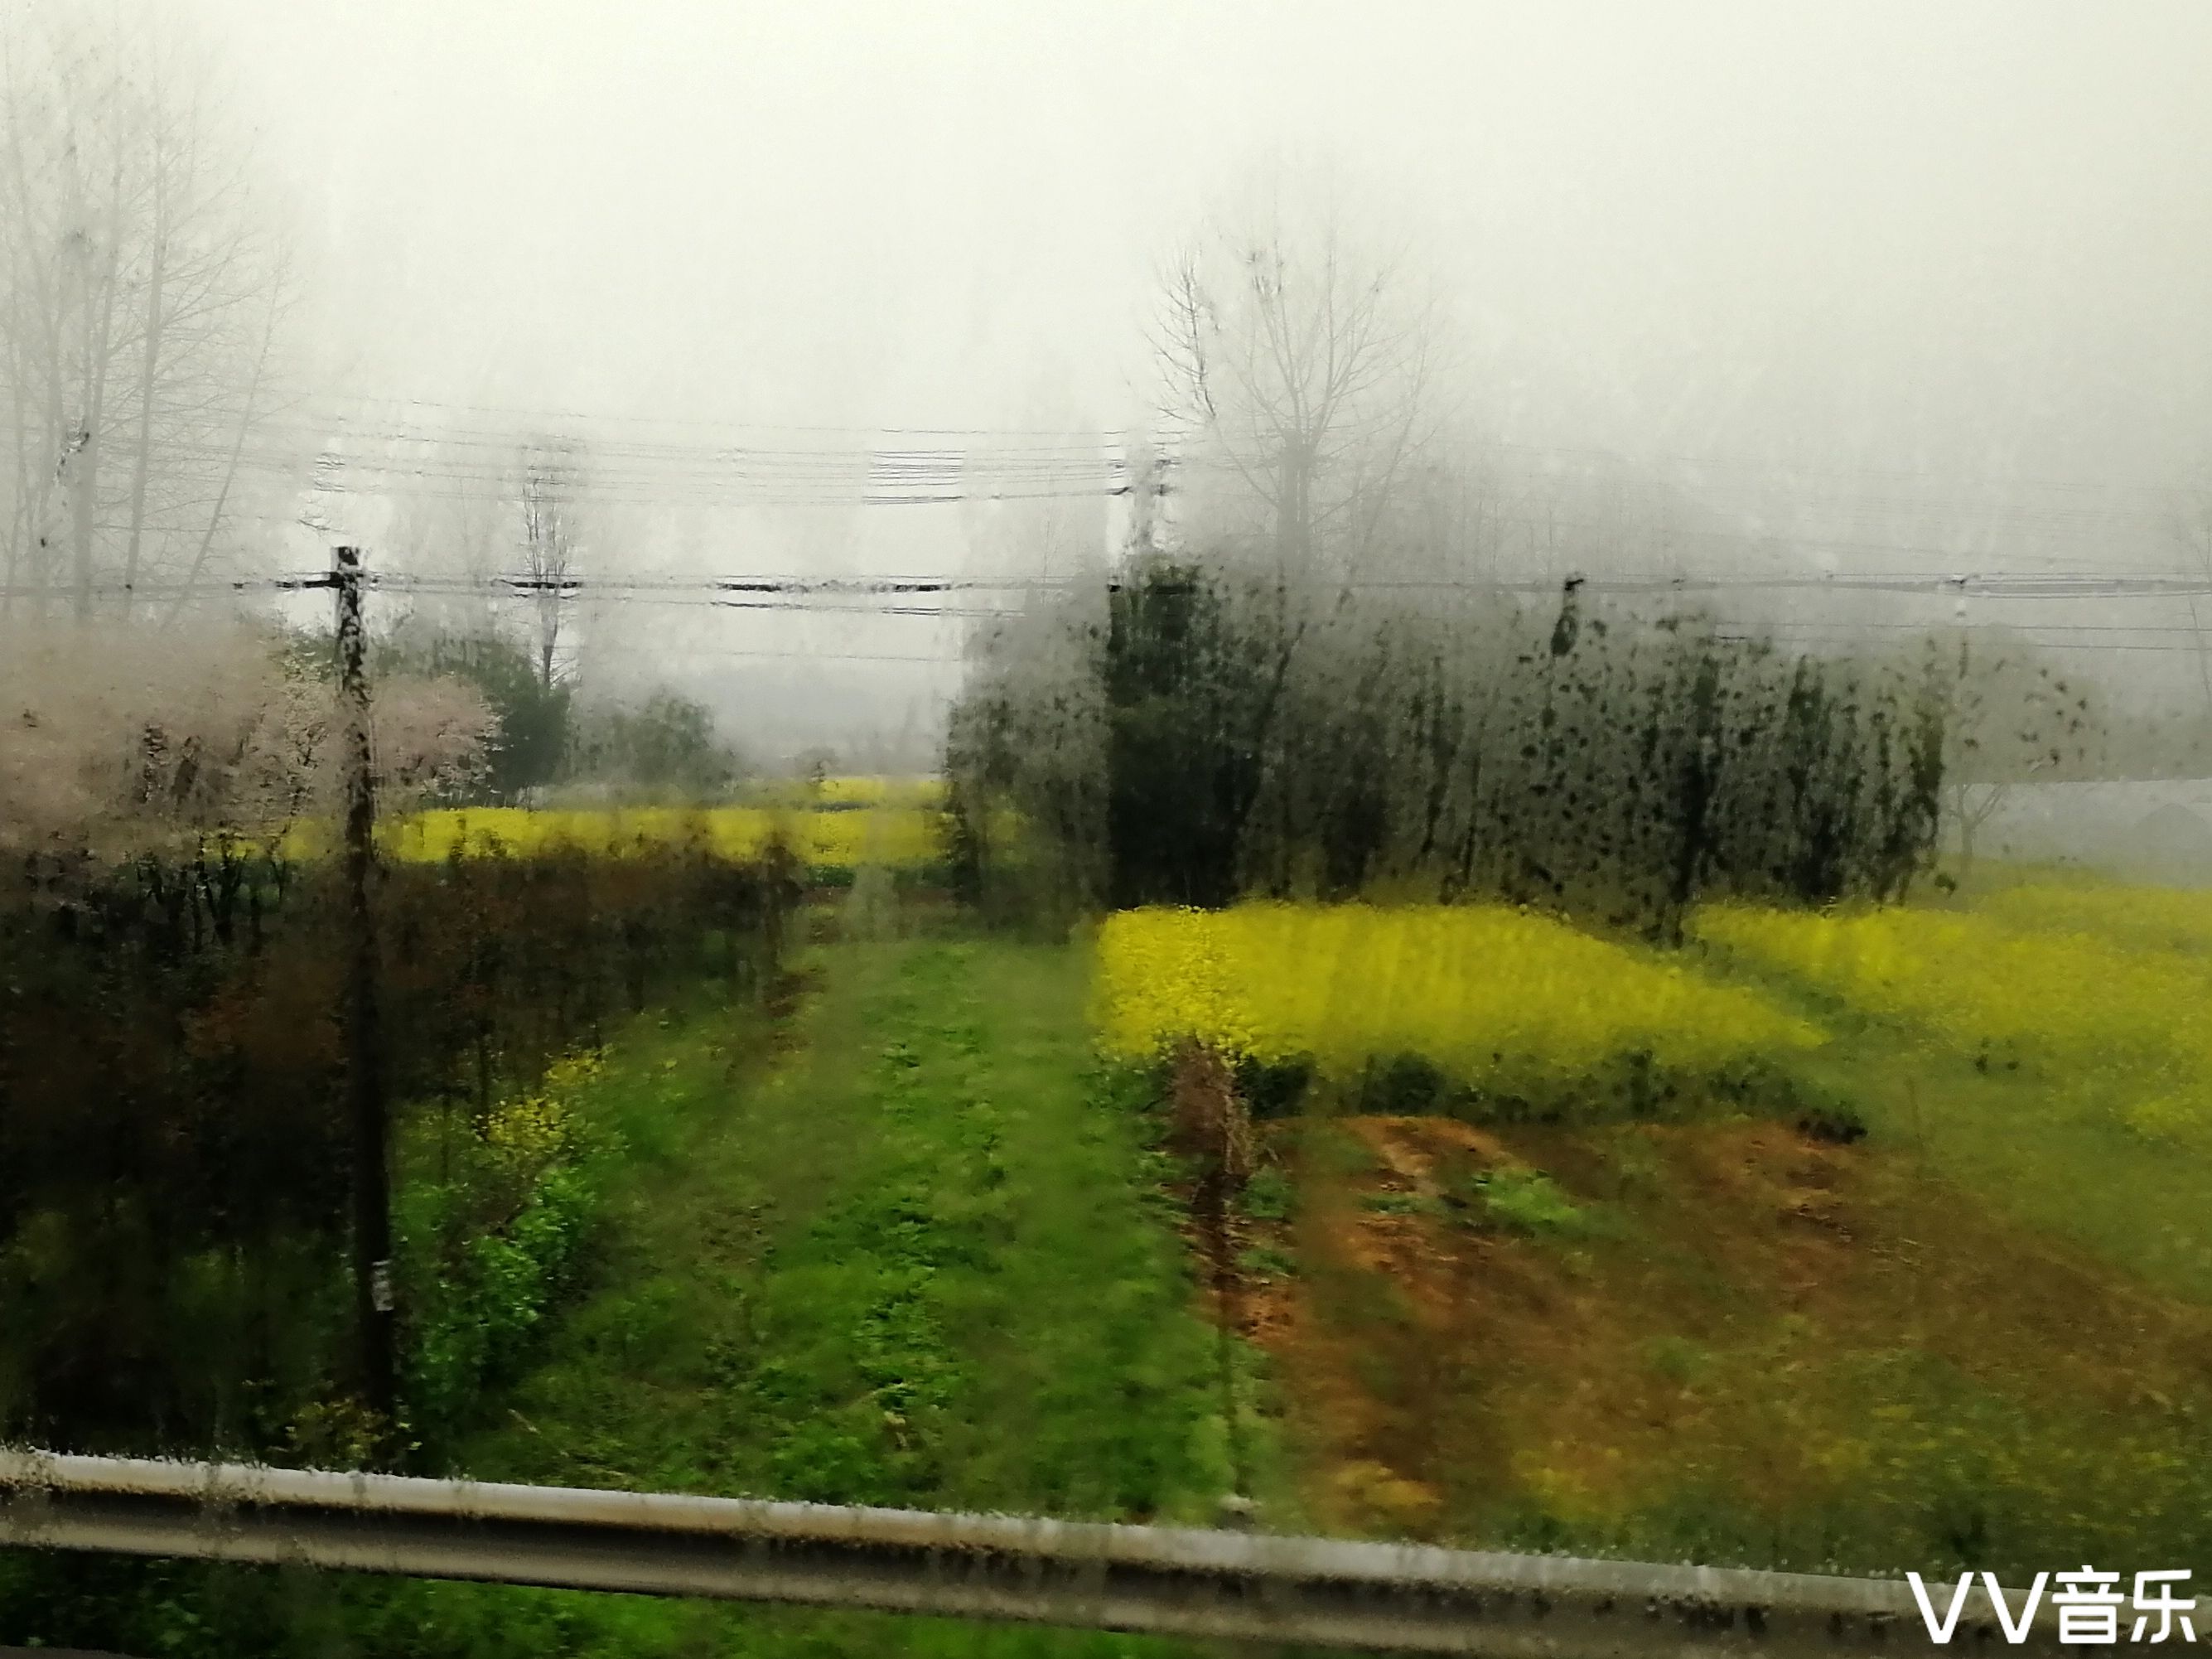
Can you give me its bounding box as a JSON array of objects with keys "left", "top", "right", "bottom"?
[{"left": 5, "top": 4, "right": 2212, "bottom": 1656}]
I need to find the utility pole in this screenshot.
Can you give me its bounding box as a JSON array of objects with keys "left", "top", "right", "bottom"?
[{"left": 335, "top": 544, "right": 397, "bottom": 1429}]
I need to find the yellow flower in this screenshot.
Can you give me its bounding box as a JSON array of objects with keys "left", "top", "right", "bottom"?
[
  {"left": 278, "top": 786, "right": 948, "bottom": 872},
  {"left": 543, "top": 1049, "right": 606, "bottom": 1094},
  {"left": 1094, "top": 902, "right": 1822, "bottom": 1086},
  {"left": 484, "top": 1093, "right": 571, "bottom": 1163},
  {"left": 1691, "top": 896, "right": 2212, "bottom": 1132},
  {"left": 484, "top": 1044, "right": 606, "bottom": 1164}
]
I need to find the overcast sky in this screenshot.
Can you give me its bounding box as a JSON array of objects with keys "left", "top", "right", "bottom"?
[
  {"left": 174, "top": 0, "right": 2212, "bottom": 744},
  {"left": 191, "top": 0, "right": 2212, "bottom": 485}
]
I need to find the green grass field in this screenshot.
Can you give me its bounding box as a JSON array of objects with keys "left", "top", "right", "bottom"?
[{"left": 285, "top": 939, "right": 1266, "bottom": 1659}]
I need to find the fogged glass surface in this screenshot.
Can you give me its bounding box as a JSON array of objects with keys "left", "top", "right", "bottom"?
[{"left": 5, "top": 2, "right": 2212, "bottom": 1654}]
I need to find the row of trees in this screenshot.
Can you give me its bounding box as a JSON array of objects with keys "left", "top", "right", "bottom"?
[
  {"left": 949, "top": 562, "right": 1966, "bottom": 935},
  {"left": 0, "top": 618, "right": 494, "bottom": 858},
  {"left": 947, "top": 177, "right": 2122, "bottom": 926},
  {"left": 0, "top": 611, "right": 749, "bottom": 864},
  {"left": 0, "top": 6, "right": 291, "bottom": 620},
  {"left": 366, "top": 622, "right": 744, "bottom": 805}
]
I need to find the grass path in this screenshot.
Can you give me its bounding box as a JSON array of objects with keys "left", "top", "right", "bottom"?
[{"left": 346, "top": 936, "right": 1256, "bottom": 1658}]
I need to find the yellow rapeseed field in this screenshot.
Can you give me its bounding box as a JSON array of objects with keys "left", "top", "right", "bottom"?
[
  {"left": 280, "top": 778, "right": 946, "bottom": 870},
  {"left": 1978, "top": 879, "right": 2212, "bottom": 958},
  {"left": 1690, "top": 900, "right": 2212, "bottom": 1141},
  {"left": 1689, "top": 902, "right": 2210, "bottom": 1062},
  {"left": 1094, "top": 902, "right": 1823, "bottom": 1086}
]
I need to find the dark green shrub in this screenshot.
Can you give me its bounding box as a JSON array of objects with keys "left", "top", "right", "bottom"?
[
  {"left": 1234, "top": 1053, "right": 1316, "bottom": 1119},
  {"left": 1355, "top": 1052, "right": 1451, "bottom": 1116}
]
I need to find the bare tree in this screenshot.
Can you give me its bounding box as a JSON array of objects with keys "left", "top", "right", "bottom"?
[
  {"left": 1150, "top": 168, "right": 1446, "bottom": 581},
  {"left": 516, "top": 437, "right": 585, "bottom": 692},
  {"left": 1945, "top": 775, "right": 2023, "bottom": 878},
  {"left": 0, "top": 4, "right": 292, "bottom": 622}
]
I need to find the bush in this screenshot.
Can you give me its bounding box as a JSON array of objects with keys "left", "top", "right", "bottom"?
[
  {"left": 1355, "top": 1052, "right": 1452, "bottom": 1116},
  {"left": 1239, "top": 1167, "right": 1294, "bottom": 1221},
  {"left": 398, "top": 1059, "right": 618, "bottom": 1449},
  {"left": 1469, "top": 1168, "right": 1596, "bottom": 1236},
  {"left": 1234, "top": 1053, "right": 1316, "bottom": 1119},
  {"left": 0, "top": 840, "right": 791, "bottom": 1457}
]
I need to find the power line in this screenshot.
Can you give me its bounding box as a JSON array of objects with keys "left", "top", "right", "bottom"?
[
  {"left": 21, "top": 569, "right": 2212, "bottom": 664},
  {"left": 285, "top": 391, "right": 2212, "bottom": 503},
  {"left": 17, "top": 568, "right": 2212, "bottom": 604},
  {"left": 13, "top": 408, "right": 2200, "bottom": 518},
  {"left": 310, "top": 389, "right": 1154, "bottom": 440},
  {"left": 1720, "top": 633, "right": 2212, "bottom": 656},
  {"left": 690, "top": 646, "right": 965, "bottom": 665}
]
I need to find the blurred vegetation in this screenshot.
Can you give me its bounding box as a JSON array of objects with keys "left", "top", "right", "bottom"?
[
  {"left": 949, "top": 560, "right": 1958, "bottom": 933},
  {"left": 2, "top": 941, "right": 1269, "bottom": 1659},
  {"left": 0, "top": 834, "right": 796, "bottom": 1460},
  {"left": 300, "top": 623, "right": 747, "bottom": 807},
  {"left": 283, "top": 802, "right": 946, "bottom": 885},
  {"left": 1101, "top": 876, "right": 2212, "bottom": 1583},
  {"left": 16, "top": 869, "right": 2212, "bottom": 1652},
  {"left": 365, "top": 626, "right": 575, "bottom": 802}
]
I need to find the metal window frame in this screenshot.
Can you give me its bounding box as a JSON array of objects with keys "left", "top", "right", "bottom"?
[{"left": 0, "top": 1450, "right": 2055, "bottom": 1655}]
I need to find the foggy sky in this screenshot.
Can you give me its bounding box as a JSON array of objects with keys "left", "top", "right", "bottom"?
[
  {"left": 196, "top": 0, "right": 2212, "bottom": 481},
  {"left": 181, "top": 0, "right": 2212, "bottom": 751}
]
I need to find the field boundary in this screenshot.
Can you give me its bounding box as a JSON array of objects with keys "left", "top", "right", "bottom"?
[{"left": 0, "top": 1450, "right": 2033, "bottom": 1656}]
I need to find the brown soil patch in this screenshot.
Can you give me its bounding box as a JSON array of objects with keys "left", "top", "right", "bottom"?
[{"left": 1191, "top": 1112, "right": 2212, "bottom": 1551}]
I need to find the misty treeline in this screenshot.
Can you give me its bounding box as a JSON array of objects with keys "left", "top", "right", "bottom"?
[
  {"left": 948, "top": 560, "right": 2121, "bottom": 935},
  {"left": 947, "top": 173, "right": 2116, "bottom": 930},
  {"left": 365, "top": 431, "right": 756, "bottom": 805},
  {"left": 357, "top": 622, "right": 746, "bottom": 806},
  {"left": 0, "top": 622, "right": 488, "bottom": 854},
  {"left": 0, "top": 617, "right": 737, "bottom": 869},
  {"left": 951, "top": 564, "right": 1960, "bottom": 932},
  {"left": 947, "top": 578, "right": 2128, "bottom": 932}
]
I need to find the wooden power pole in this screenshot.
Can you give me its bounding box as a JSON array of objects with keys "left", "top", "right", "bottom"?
[{"left": 334, "top": 544, "right": 397, "bottom": 1426}]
